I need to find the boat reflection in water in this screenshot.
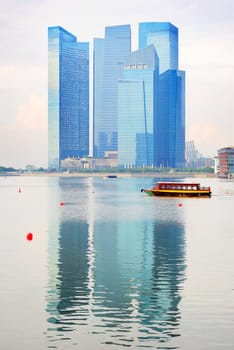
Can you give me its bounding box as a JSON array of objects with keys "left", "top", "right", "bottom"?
[{"left": 46, "top": 177, "right": 186, "bottom": 349}]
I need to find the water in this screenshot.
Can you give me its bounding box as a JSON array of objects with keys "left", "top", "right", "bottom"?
[{"left": 0, "top": 175, "right": 233, "bottom": 349}]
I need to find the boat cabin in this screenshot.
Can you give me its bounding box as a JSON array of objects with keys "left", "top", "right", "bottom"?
[{"left": 155, "top": 182, "right": 203, "bottom": 191}]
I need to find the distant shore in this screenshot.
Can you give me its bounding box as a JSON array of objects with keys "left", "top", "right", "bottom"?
[{"left": 6, "top": 171, "right": 219, "bottom": 178}]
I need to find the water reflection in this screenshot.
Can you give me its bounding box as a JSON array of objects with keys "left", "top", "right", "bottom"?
[
  {"left": 46, "top": 177, "right": 186, "bottom": 349},
  {"left": 49, "top": 221, "right": 90, "bottom": 330},
  {"left": 145, "top": 220, "right": 186, "bottom": 340}
]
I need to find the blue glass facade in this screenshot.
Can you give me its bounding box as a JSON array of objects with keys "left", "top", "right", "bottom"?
[
  {"left": 48, "top": 26, "right": 89, "bottom": 170},
  {"left": 93, "top": 25, "right": 131, "bottom": 157},
  {"left": 118, "top": 46, "right": 159, "bottom": 167},
  {"left": 139, "top": 22, "right": 178, "bottom": 74},
  {"left": 155, "top": 70, "right": 185, "bottom": 168},
  {"left": 93, "top": 38, "right": 104, "bottom": 157},
  {"left": 139, "top": 22, "right": 185, "bottom": 168}
]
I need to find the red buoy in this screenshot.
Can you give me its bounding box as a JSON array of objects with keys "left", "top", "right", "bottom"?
[
  {"left": 60, "top": 202, "right": 64, "bottom": 206},
  {"left": 178, "top": 203, "right": 182, "bottom": 207},
  {"left": 26, "top": 232, "right": 33, "bottom": 241},
  {"left": 18, "top": 187, "right": 22, "bottom": 193}
]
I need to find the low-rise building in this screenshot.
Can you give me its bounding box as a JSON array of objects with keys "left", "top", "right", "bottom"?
[
  {"left": 61, "top": 153, "right": 118, "bottom": 171},
  {"left": 217, "top": 147, "right": 234, "bottom": 176}
]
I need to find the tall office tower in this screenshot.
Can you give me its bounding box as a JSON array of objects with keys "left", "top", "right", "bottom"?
[
  {"left": 93, "top": 25, "right": 131, "bottom": 157},
  {"left": 93, "top": 38, "right": 104, "bottom": 157},
  {"left": 139, "top": 22, "right": 185, "bottom": 168},
  {"left": 139, "top": 22, "right": 178, "bottom": 74},
  {"left": 48, "top": 26, "right": 89, "bottom": 170},
  {"left": 118, "top": 45, "right": 159, "bottom": 167},
  {"left": 155, "top": 70, "right": 185, "bottom": 168}
]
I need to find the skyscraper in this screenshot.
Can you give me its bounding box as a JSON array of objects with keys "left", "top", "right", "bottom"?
[
  {"left": 139, "top": 22, "right": 185, "bottom": 168},
  {"left": 118, "top": 45, "right": 159, "bottom": 167},
  {"left": 156, "top": 70, "right": 185, "bottom": 168},
  {"left": 93, "top": 38, "right": 104, "bottom": 157},
  {"left": 93, "top": 25, "right": 131, "bottom": 157},
  {"left": 48, "top": 26, "right": 89, "bottom": 170},
  {"left": 139, "top": 22, "right": 178, "bottom": 74}
]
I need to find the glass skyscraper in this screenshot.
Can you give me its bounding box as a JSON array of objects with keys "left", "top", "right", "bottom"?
[
  {"left": 118, "top": 45, "right": 159, "bottom": 167},
  {"left": 156, "top": 70, "right": 185, "bottom": 168},
  {"left": 139, "top": 22, "right": 178, "bottom": 74},
  {"left": 139, "top": 22, "right": 185, "bottom": 168},
  {"left": 93, "top": 38, "right": 104, "bottom": 157},
  {"left": 93, "top": 25, "right": 131, "bottom": 157},
  {"left": 48, "top": 26, "right": 89, "bottom": 170}
]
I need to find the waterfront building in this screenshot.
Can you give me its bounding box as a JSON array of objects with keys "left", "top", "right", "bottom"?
[
  {"left": 217, "top": 147, "right": 234, "bottom": 176},
  {"left": 93, "top": 25, "right": 131, "bottom": 157},
  {"left": 93, "top": 38, "right": 104, "bottom": 157},
  {"left": 118, "top": 45, "right": 159, "bottom": 167},
  {"left": 48, "top": 26, "right": 89, "bottom": 170},
  {"left": 139, "top": 22, "right": 185, "bottom": 168},
  {"left": 213, "top": 155, "right": 220, "bottom": 174},
  {"left": 139, "top": 22, "right": 178, "bottom": 74},
  {"left": 155, "top": 70, "right": 185, "bottom": 168},
  {"left": 61, "top": 153, "right": 118, "bottom": 171}
]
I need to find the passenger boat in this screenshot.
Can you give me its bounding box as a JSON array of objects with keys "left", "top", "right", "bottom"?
[{"left": 141, "top": 181, "right": 212, "bottom": 197}]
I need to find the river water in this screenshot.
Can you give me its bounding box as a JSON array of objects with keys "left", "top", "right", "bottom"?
[{"left": 0, "top": 175, "right": 233, "bottom": 349}]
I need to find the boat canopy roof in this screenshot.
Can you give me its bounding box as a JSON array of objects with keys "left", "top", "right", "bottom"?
[{"left": 157, "top": 181, "right": 199, "bottom": 185}]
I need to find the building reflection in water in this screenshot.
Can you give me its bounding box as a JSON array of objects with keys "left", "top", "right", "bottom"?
[{"left": 46, "top": 177, "right": 186, "bottom": 348}]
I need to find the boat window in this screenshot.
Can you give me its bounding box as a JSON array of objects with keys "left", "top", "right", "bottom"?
[{"left": 193, "top": 186, "right": 197, "bottom": 190}]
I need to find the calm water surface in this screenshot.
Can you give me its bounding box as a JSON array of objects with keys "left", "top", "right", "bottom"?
[{"left": 0, "top": 175, "right": 233, "bottom": 349}]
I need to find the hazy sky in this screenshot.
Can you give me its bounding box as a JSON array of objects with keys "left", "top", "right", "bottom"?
[{"left": 0, "top": 0, "right": 234, "bottom": 168}]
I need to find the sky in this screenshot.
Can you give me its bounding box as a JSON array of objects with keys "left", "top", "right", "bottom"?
[{"left": 0, "top": 0, "right": 234, "bottom": 168}]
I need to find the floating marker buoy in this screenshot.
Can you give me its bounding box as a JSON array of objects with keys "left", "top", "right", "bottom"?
[
  {"left": 178, "top": 203, "right": 182, "bottom": 207},
  {"left": 18, "top": 187, "right": 22, "bottom": 193},
  {"left": 26, "top": 232, "right": 33, "bottom": 241},
  {"left": 60, "top": 202, "right": 64, "bottom": 206}
]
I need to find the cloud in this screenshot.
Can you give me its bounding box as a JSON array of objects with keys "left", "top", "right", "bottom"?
[
  {"left": 15, "top": 94, "right": 47, "bottom": 131},
  {"left": 0, "top": 93, "right": 48, "bottom": 168}
]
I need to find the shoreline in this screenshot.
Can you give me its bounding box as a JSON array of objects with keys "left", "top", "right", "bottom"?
[{"left": 5, "top": 172, "right": 219, "bottom": 178}]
